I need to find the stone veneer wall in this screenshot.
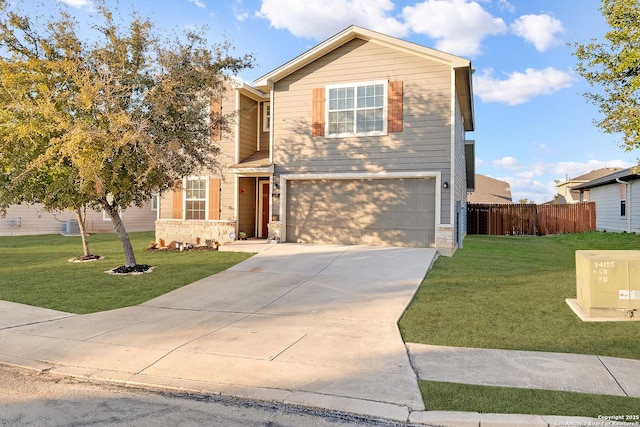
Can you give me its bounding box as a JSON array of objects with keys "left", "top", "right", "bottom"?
[
  {"left": 435, "top": 225, "right": 456, "bottom": 257},
  {"left": 155, "top": 219, "right": 237, "bottom": 246}
]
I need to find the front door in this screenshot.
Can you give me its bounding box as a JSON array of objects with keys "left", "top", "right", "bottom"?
[{"left": 260, "top": 181, "right": 269, "bottom": 237}]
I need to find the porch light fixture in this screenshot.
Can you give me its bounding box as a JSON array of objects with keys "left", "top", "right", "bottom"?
[{"left": 443, "top": 181, "right": 449, "bottom": 189}]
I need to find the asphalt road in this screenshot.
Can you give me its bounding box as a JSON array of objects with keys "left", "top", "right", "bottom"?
[{"left": 0, "top": 365, "right": 416, "bottom": 427}]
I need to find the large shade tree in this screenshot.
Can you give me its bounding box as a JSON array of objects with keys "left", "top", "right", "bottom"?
[
  {"left": 573, "top": 0, "right": 640, "bottom": 151},
  {"left": 0, "top": 0, "right": 253, "bottom": 269}
]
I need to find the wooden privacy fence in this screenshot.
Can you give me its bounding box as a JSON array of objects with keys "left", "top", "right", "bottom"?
[{"left": 467, "top": 202, "right": 596, "bottom": 235}]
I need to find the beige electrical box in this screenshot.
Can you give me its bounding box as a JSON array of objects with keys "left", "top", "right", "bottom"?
[{"left": 576, "top": 250, "right": 640, "bottom": 318}]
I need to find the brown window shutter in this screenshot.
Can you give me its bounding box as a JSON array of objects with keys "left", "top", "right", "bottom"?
[
  {"left": 208, "top": 177, "right": 221, "bottom": 220},
  {"left": 388, "top": 81, "right": 403, "bottom": 133},
  {"left": 311, "top": 88, "right": 325, "bottom": 137},
  {"left": 210, "top": 98, "right": 222, "bottom": 141},
  {"left": 172, "top": 180, "right": 183, "bottom": 219}
]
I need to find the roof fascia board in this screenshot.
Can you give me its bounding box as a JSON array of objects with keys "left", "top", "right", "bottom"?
[{"left": 230, "top": 77, "right": 269, "bottom": 101}]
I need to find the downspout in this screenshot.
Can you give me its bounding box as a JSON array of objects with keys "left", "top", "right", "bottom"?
[
  {"left": 269, "top": 83, "right": 276, "bottom": 237},
  {"left": 616, "top": 178, "right": 631, "bottom": 232},
  {"left": 234, "top": 89, "right": 241, "bottom": 235}
]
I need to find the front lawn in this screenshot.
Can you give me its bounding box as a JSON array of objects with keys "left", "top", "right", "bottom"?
[
  {"left": 0, "top": 232, "right": 253, "bottom": 314},
  {"left": 399, "top": 232, "right": 640, "bottom": 360}
]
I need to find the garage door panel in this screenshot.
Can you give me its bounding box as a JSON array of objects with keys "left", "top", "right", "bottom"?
[{"left": 286, "top": 178, "right": 435, "bottom": 247}]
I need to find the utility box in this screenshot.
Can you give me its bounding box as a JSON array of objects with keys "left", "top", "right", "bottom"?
[{"left": 576, "top": 250, "right": 640, "bottom": 319}]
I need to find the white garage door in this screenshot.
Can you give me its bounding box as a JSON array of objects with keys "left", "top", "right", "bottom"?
[{"left": 286, "top": 178, "right": 436, "bottom": 247}]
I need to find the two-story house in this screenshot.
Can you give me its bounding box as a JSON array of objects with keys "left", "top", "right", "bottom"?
[{"left": 155, "top": 26, "right": 475, "bottom": 256}]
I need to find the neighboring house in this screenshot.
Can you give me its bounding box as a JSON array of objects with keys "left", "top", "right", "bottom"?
[
  {"left": 156, "top": 26, "right": 475, "bottom": 256},
  {"left": 467, "top": 174, "right": 512, "bottom": 204},
  {"left": 554, "top": 167, "right": 623, "bottom": 204},
  {"left": 572, "top": 167, "right": 640, "bottom": 233},
  {"left": 0, "top": 200, "right": 158, "bottom": 237}
]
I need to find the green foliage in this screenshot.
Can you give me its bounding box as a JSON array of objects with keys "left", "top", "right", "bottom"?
[
  {"left": 0, "top": 0, "right": 253, "bottom": 265},
  {"left": 573, "top": 0, "right": 640, "bottom": 151},
  {"left": 399, "top": 232, "right": 640, "bottom": 360},
  {"left": 0, "top": 232, "right": 253, "bottom": 314}
]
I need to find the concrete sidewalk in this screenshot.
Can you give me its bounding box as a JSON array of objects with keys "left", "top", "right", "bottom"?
[{"left": 1, "top": 241, "right": 639, "bottom": 427}]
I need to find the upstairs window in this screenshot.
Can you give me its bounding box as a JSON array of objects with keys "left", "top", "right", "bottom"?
[
  {"left": 326, "top": 81, "right": 387, "bottom": 137},
  {"left": 311, "top": 81, "right": 404, "bottom": 138},
  {"left": 263, "top": 102, "right": 271, "bottom": 132}
]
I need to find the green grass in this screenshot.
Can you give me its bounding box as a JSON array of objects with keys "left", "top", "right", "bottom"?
[
  {"left": 421, "top": 381, "right": 640, "bottom": 418},
  {"left": 399, "top": 232, "right": 640, "bottom": 360},
  {"left": 0, "top": 232, "right": 253, "bottom": 314}
]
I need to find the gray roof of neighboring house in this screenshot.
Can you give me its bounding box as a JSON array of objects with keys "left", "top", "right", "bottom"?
[
  {"left": 467, "top": 174, "right": 513, "bottom": 204},
  {"left": 572, "top": 167, "right": 640, "bottom": 190},
  {"left": 569, "top": 167, "right": 624, "bottom": 182}
]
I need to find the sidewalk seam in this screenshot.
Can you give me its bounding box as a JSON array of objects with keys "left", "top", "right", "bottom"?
[{"left": 596, "top": 355, "right": 629, "bottom": 397}]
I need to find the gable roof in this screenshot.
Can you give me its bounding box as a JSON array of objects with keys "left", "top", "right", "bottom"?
[
  {"left": 253, "top": 25, "right": 474, "bottom": 131},
  {"left": 467, "top": 174, "right": 513, "bottom": 204},
  {"left": 556, "top": 167, "right": 624, "bottom": 186},
  {"left": 573, "top": 167, "right": 640, "bottom": 191}
]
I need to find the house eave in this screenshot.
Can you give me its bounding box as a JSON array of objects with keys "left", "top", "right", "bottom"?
[
  {"left": 455, "top": 66, "right": 474, "bottom": 132},
  {"left": 227, "top": 165, "right": 275, "bottom": 176}
]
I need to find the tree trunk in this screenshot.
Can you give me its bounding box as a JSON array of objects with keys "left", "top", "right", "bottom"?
[
  {"left": 75, "top": 207, "right": 92, "bottom": 257},
  {"left": 104, "top": 203, "right": 137, "bottom": 267}
]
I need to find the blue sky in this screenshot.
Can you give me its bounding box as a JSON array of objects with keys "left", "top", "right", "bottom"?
[{"left": 52, "top": 0, "right": 638, "bottom": 202}]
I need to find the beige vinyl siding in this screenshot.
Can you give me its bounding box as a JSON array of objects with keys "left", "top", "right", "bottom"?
[
  {"left": 272, "top": 38, "right": 452, "bottom": 177},
  {"left": 0, "top": 202, "right": 155, "bottom": 236},
  {"left": 238, "top": 94, "right": 258, "bottom": 161}
]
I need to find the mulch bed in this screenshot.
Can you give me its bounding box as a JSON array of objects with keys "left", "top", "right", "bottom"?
[{"left": 106, "top": 264, "right": 154, "bottom": 275}]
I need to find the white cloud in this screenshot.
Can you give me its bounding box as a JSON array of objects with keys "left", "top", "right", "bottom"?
[
  {"left": 511, "top": 14, "right": 565, "bottom": 51},
  {"left": 59, "top": 0, "right": 92, "bottom": 8},
  {"left": 257, "top": 0, "right": 406, "bottom": 40},
  {"left": 188, "top": 0, "right": 206, "bottom": 7},
  {"left": 475, "top": 67, "right": 573, "bottom": 105},
  {"left": 402, "top": 0, "right": 507, "bottom": 57},
  {"left": 493, "top": 156, "right": 522, "bottom": 170}
]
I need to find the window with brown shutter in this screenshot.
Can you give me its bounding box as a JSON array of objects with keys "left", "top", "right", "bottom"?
[
  {"left": 388, "top": 81, "right": 403, "bottom": 133},
  {"left": 313, "top": 81, "right": 403, "bottom": 137},
  {"left": 312, "top": 88, "right": 325, "bottom": 137},
  {"left": 172, "top": 180, "right": 183, "bottom": 219},
  {"left": 208, "top": 177, "right": 221, "bottom": 220}
]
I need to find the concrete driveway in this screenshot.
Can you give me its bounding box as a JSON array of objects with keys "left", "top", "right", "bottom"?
[{"left": 0, "top": 243, "right": 436, "bottom": 421}]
